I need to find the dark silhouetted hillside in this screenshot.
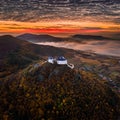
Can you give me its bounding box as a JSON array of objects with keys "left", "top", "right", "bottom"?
[
  {"left": 17, "top": 33, "right": 63, "bottom": 42},
  {"left": 72, "top": 34, "right": 110, "bottom": 40},
  {"left": 0, "top": 35, "right": 75, "bottom": 59},
  {"left": 0, "top": 35, "right": 28, "bottom": 57},
  {"left": 0, "top": 35, "right": 75, "bottom": 77}
]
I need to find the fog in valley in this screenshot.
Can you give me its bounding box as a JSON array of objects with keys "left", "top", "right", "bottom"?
[{"left": 35, "top": 40, "right": 120, "bottom": 57}]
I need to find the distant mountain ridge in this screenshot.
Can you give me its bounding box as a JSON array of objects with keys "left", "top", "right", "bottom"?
[
  {"left": 71, "top": 34, "right": 110, "bottom": 40},
  {"left": 17, "top": 33, "right": 112, "bottom": 43},
  {"left": 0, "top": 35, "right": 75, "bottom": 58},
  {"left": 17, "top": 33, "right": 63, "bottom": 42}
]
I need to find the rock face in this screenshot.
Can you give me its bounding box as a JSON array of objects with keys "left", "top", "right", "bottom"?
[{"left": 0, "top": 62, "right": 120, "bottom": 120}]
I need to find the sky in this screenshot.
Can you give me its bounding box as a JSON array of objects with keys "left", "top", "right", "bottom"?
[{"left": 0, "top": 0, "right": 120, "bottom": 38}]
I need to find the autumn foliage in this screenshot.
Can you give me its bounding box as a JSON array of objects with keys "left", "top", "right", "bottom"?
[{"left": 0, "top": 63, "right": 120, "bottom": 120}]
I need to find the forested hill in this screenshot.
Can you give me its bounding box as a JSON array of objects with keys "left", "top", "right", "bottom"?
[{"left": 0, "top": 62, "right": 120, "bottom": 120}]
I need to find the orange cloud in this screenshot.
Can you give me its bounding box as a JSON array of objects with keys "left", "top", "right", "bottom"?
[{"left": 0, "top": 20, "right": 119, "bottom": 36}]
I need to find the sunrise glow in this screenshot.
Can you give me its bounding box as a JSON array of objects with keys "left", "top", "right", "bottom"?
[{"left": 0, "top": 20, "right": 119, "bottom": 37}]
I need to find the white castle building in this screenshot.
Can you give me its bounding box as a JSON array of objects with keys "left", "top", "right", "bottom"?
[
  {"left": 56, "top": 56, "right": 68, "bottom": 65},
  {"left": 48, "top": 56, "right": 67, "bottom": 65},
  {"left": 48, "top": 56, "right": 54, "bottom": 64}
]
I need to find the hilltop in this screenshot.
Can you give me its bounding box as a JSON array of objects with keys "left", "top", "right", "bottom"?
[{"left": 0, "top": 62, "right": 120, "bottom": 119}]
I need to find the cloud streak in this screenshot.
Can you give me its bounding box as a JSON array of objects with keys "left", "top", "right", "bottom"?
[{"left": 0, "top": 0, "right": 119, "bottom": 23}]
